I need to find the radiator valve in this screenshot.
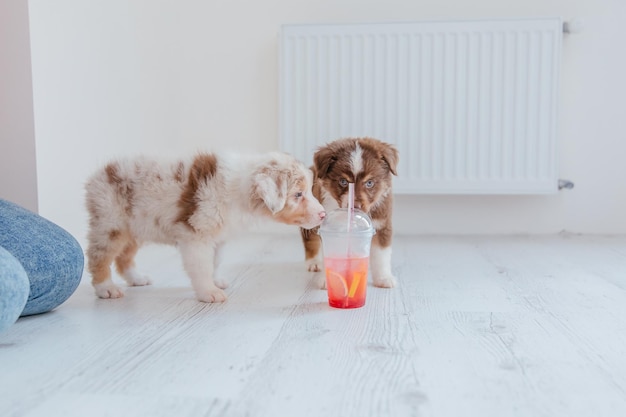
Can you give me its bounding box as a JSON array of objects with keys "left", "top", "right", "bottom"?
[{"left": 558, "top": 179, "right": 575, "bottom": 190}]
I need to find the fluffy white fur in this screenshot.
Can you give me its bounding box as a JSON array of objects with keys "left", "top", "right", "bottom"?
[{"left": 85, "top": 151, "right": 326, "bottom": 303}]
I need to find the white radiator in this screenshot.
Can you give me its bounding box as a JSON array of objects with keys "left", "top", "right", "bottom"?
[{"left": 279, "top": 18, "right": 563, "bottom": 194}]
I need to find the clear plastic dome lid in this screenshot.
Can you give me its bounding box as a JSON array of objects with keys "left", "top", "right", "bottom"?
[{"left": 319, "top": 208, "right": 375, "bottom": 235}]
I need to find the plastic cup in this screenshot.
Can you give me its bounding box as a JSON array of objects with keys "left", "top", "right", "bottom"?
[{"left": 318, "top": 208, "right": 375, "bottom": 309}]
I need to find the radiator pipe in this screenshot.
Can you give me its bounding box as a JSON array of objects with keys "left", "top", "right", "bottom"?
[
  {"left": 563, "top": 20, "right": 584, "bottom": 34},
  {"left": 558, "top": 179, "right": 575, "bottom": 190}
]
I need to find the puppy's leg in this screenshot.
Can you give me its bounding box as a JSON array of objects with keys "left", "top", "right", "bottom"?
[
  {"left": 300, "top": 226, "right": 326, "bottom": 289},
  {"left": 178, "top": 240, "right": 227, "bottom": 303},
  {"left": 115, "top": 237, "right": 151, "bottom": 287},
  {"left": 213, "top": 243, "right": 228, "bottom": 290},
  {"left": 88, "top": 230, "right": 129, "bottom": 299},
  {"left": 370, "top": 228, "right": 397, "bottom": 288},
  {"left": 301, "top": 226, "right": 323, "bottom": 271}
]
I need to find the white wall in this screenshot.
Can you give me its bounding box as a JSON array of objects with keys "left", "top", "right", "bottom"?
[
  {"left": 0, "top": 0, "right": 38, "bottom": 212},
  {"left": 26, "top": 0, "right": 626, "bottom": 246}
]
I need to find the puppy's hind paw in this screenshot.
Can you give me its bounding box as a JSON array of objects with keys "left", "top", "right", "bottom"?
[
  {"left": 197, "top": 288, "right": 227, "bottom": 303},
  {"left": 94, "top": 281, "right": 125, "bottom": 299},
  {"left": 214, "top": 279, "right": 229, "bottom": 290},
  {"left": 130, "top": 275, "right": 152, "bottom": 286},
  {"left": 122, "top": 268, "right": 152, "bottom": 287},
  {"left": 373, "top": 275, "right": 397, "bottom": 288}
]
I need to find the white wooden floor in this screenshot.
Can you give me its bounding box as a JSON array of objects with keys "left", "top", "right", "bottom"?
[{"left": 1, "top": 233, "right": 626, "bottom": 417}]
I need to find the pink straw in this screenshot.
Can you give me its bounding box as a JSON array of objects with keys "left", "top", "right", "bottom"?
[
  {"left": 347, "top": 183, "right": 354, "bottom": 232},
  {"left": 345, "top": 183, "right": 355, "bottom": 307}
]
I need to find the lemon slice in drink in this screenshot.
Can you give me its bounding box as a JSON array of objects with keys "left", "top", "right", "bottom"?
[
  {"left": 348, "top": 271, "right": 365, "bottom": 298},
  {"left": 326, "top": 270, "right": 348, "bottom": 298}
]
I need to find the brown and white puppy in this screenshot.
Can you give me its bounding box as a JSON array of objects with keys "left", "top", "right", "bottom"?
[
  {"left": 301, "top": 137, "right": 399, "bottom": 288},
  {"left": 85, "top": 151, "right": 326, "bottom": 303}
]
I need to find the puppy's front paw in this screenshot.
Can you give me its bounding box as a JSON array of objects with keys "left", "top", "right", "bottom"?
[
  {"left": 373, "top": 275, "right": 397, "bottom": 288},
  {"left": 197, "top": 288, "right": 227, "bottom": 303},
  {"left": 94, "top": 281, "right": 124, "bottom": 299},
  {"left": 313, "top": 272, "right": 326, "bottom": 289}
]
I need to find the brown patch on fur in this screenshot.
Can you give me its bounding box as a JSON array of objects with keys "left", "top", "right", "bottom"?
[
  {"left": 88, "top": 238, "right": 127, "bottom": 285},
  {"left": 268, "top": 167, "right": 286, "bottom": 195},
  {"left": 87, "top": 228, "right": 137, "bottom": 285},
  {"left": 176, "top": 153, "right": 218, "bottom": 229},
  {"left": 300, "top": 177, "right": 325, "bottom": 260},
  {"left": 300, "top": 225, "right": 322, "bottom": 261},
  {"left": 109, "top": 229, "right": 122, "bottom": 240},
  {"left": 88, "top": 254, "right": 114, "bottom": 285},
  {"left": 369, "top": 189, "right": 393, "bottom": 241},
  {"left": 373, "top": 226, "right": 392, "bottom": 249},
  {"left": 105, "top": 162, "right": 122, "bottom": 185},
  {"left": 86, "top": 197, "right": 101, "bottom": 226},
  {"left": 115, "top": 237, "right": 139, "bottom": 275},
  {"left": 105, "top": 162, "right": 135, "bottom": 215}
]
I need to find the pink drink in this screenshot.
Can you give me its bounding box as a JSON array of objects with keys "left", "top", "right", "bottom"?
[{"left": 324, "top": 256, "right": 368, "bottom": 309}]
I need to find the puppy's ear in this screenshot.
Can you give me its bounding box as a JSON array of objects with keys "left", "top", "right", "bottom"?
[
  {"left": 313, "top": 146, "right": 337, "bottom": 178},
  {"left": 252, "top": 168, "right": 288, "bottom": 214},
  {"left": 381, "top": 143, "right": 399, "bottom": 176}
]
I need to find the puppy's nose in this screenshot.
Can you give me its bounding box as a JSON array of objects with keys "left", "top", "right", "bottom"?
[
  {"left": 319, "top": 211, "right": 326, "bottom": 220},
  {"left": 353, "top": 201, "right": 362, "bottom": 209}
]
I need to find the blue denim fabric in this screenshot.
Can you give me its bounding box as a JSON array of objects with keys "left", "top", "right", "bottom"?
[
  {"left": 0, "top": 199, "right": 83, "bottom": 330},
  {"left": 0, "top": 246, "right": 29, "bottom": 332}
]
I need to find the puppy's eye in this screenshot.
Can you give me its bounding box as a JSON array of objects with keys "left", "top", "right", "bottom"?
[
  {"left": 295, "top": 192, "right": 303, "bottom": 198},
  {"left": 339, "top": 178, "right": 349, "bottom": 187},
  {"left": 365, "top": 180, "right": 375, "bottom": 188}
]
